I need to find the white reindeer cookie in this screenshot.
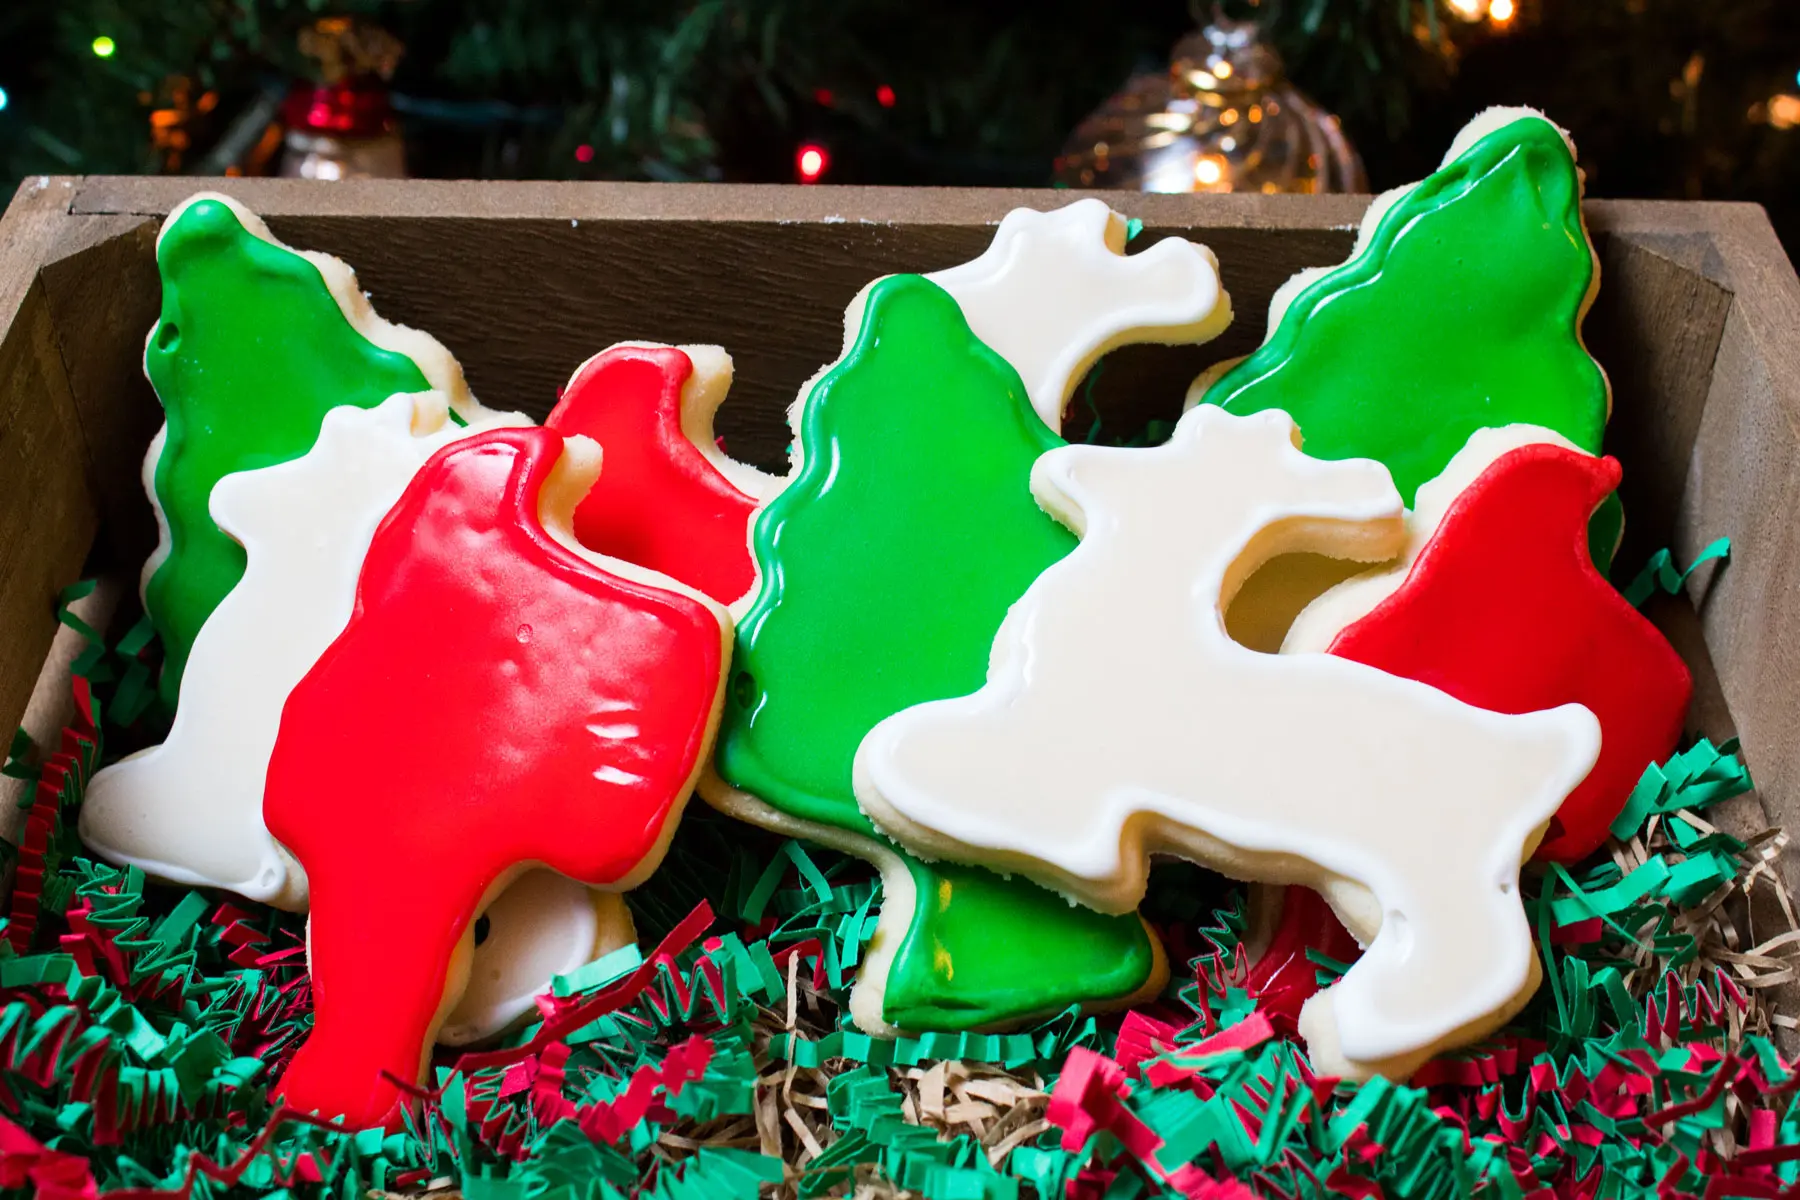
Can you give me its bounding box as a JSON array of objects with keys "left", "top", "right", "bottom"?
[{"left": 855, "top": 406, "right": 1600, "bottom": 1081}]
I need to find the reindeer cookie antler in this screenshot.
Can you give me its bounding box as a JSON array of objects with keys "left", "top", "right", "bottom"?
[
  {"left": 266, "top": 427, "right": 730, "bottom": 1126},
  {"left": 857, "top": 406, "right": 1600, "bottom": 1081},
  {"left": 927, "top": 198, "right": 1230, "bottom": 429}
]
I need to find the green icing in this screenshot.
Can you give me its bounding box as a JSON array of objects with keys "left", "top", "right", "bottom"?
[
  {"left": 1199, "top": 115, "right": 1609, "bottom": 510},
  {"left": 717, "top": 274, "right": 1155, "bottom": 1028},
  {"left": 144, "top": 198, "right": 436, "bottom": 707}
]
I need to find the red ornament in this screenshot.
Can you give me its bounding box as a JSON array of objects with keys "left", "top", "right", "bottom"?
[
  {"left": 282, "top": 81, "right": 392, "bottom": 137},
  {"left": 1325, "top": 444, "right": 1691, "bottom": 862},
  {"left": 546, "top": 345, "right": 759, "bottom": 605},
  {"left": 796, "top": 143, "right": 829, "bottom": 184},
  {"left": 264, "top": 427, "right": 728, "bottom": 1127}
]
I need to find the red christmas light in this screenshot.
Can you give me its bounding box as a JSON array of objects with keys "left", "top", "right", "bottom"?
[
  {"left": 575, "top": 144, "right": 595, "bottom": 163},
  {"left": 796, "top": 143, "right": 829, "bottom": 184},
  {"left": 876, "top": 84, "right": 896, "bottom": 108}
]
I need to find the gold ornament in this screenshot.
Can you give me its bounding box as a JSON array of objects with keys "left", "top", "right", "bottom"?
[{"left": 1054, "top": 17, "right": 1365, "bottom": 195}]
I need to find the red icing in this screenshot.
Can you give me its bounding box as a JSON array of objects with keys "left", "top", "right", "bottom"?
[
  {"left": 1245, "top": 888, "right": 1361, "bottom": 1033},
  {"left": 546, "top": 345, "right": 758, "bottom": 605},
  {"left": 1326, "top": 443, "right": 1691, "bottom": 863},
  {"left": 263, "top": 427, "right": 726, "bottom": 1128}
]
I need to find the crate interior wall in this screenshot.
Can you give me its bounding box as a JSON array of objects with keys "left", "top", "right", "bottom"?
[{"left": 1, "top": 174, "right": 1796, "bottom": 898}]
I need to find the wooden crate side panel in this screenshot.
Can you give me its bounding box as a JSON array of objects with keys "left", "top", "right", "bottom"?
[
  {"left": 1588, "top": 234, "right": 1734, "bottom": 571},
  {"left": 37, "top": 220, "right": 164, "bottom": 570},
  {"left": 0, "top": 279, "right": 101, "bottom": 745},
  {"left": 1683, "top": 304, "right": 1800, "bottom": 833}
]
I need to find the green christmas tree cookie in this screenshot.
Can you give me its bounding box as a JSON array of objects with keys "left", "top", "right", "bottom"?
[
  {"left": 706, "top": 273, "right": 1163, "bottom": 1033},
  {"left": 142, "top": 193, "right": 479, "bottom": 707},
  {"left": 1195, "top": 108, "right": 1611, "bottom": 518}
]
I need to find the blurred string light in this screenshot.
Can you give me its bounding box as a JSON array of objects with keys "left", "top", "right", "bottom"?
[
  {"left": 1446, "top": 0, "right": 1514, "bottom": 25},
  {"left": 1756, "top": 93, "right": 1800, "bottom": 130},
  {"left": 795, "top": 143, "right": 829, "bottom": 183},
  {"left": 0, "top": 87, "right": 9, "bottom": 112},
  {"left": 92, "top": 35, "right": 117, "bottom": 58}
]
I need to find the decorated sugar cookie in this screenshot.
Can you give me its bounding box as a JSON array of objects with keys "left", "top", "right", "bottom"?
[
  {"left": 1288, "top": 431, "right": 1690, "bottom": 863},
  {"left": 856, "top": 406, "right": 1600, "bottom": 1081},
  {"left": 705, "top": 273, "right": 1181, "bottom": 1035},
  {"left": 84, "top": 394, "right": 499, "bottom": 908},
  {"left": 1192, "top": 109, "right": 1609, "bottom": 511},
  {"left": 925, "top": 198, "right": 1230, "bottom": 429},
  {"left": 546, "top": 343, "right": 773, "bottom": 605},
  {"left": 265, "top": 427, "right": 730, "bottom": 1125},
  {"left": 440, "top": 876, "right": 636, "bottom": 1047},
  {"left": 141, "top": 193, "right": 484, "bottom": 708}
]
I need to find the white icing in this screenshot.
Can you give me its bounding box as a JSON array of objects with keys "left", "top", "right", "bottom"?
[
  {"left": 1282, "top": 424, "right": 1580, "bottom": 655},
  {"left": 855, "top": 406, "right": 1599, "bottom": 1074},
  {"left": 82, "top": 394, "right": 524, "bottom": 908},
  {"left": 927, "top": 198, "right": 1231, "bottom": 430},
  {"left": 138, "top": 421, "right": 171, "bottom": 606},
  {"left": 439, "top": 872, "right": 636, "bottom": 1046}
]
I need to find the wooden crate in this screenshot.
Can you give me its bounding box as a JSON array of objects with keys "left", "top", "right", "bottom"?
[{"left": 1, "top": 174, "right": 1795, "bottom": 893}]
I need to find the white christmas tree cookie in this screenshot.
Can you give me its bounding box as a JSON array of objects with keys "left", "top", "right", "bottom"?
[
  {"left": 926, "top": 198, "right": 1231, "bottom": 429},
  {"left": 856, "top": 406, "right": 1600, "bottom": 1081},
  {"left": 84, "top": 393, "right": 499, "bottom": 906}
]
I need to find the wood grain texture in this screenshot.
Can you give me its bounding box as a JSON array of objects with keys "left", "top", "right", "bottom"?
[
  {"left": 0, "top": 179, "right": 102, "bottom": 749},
  {"left": 37, "top": 220, "right": 163, "bottom": 569},
  {"left": 1587, "top": 234, "right": 1734, "bottom": 570}
]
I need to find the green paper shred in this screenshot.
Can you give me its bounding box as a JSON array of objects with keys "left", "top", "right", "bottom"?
[
  {"left": 6, "top": 586, "right": 1796, "bottom": 1200},
  {"left": 1622, "top": 536, "right": 1731, "bottom": 607}
]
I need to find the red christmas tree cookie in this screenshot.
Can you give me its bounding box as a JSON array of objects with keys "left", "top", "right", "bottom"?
[
  {"left": 1314, "top": 441, "right": 1690, "bottom": 862},
  {"left": 264, "top": 426, "right": 730, "bottom": 1127},
  {"left": 546, "top": 343, "right": 770, "bottom": 605}
]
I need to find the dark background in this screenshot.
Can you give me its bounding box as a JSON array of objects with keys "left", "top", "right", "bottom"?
[{"left": 1, "top": 0, "right": 1797, "bottom": 252}]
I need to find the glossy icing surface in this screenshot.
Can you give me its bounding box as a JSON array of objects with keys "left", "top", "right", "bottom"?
[
  {"left": 714, "top": 274, "right": 1155, "bottom": 1028},
  {"left": 142, "top": 196, "right": 450, "bottom": 706},
  {"left": 857, "top": 406, "right": 1600, "bottom": 1078},
  {"left": 1196, "top": 113, "right": 1608, "bottom": 509},
  {"left": 547, "top": 343, "right": 767, "bottom": 605},
  {"left": 83, "top": 395, "right": 473, "bottom": 909},
  {"left": 1320, "top": 443, "right": 1691, "bottom": 863},
  {"left": 264, "top": 427, "right": 727, "bottom": 1126},
  {"left": 925, "top": 199, "right": 1229, "bottom": 429}
]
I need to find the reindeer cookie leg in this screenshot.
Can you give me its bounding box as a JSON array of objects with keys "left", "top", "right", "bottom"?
[
  {"left": 1300, "top": 710, "right": 1586, "bottom": 1081},
  {"left": 267, "top": 428, "right": 728, "bottom": 1126},
  {"left": 283, "top": 861, "right": 485, "bottom": 1123}
]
